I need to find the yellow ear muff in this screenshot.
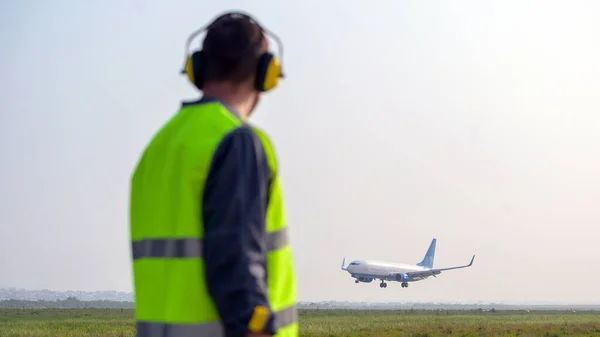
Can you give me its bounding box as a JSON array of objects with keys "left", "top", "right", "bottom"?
[
  {"left": 263, "top": 56, "right": 281, "bottom": 92},
  {"left": 184, "top": 56, "right": 195, "bottom": 84},
  {"left": 181, "top": 12, "right": 286, "bottom": 92},
  {"left": 183, "top": 51, "right": 206, "bottom": 90},
  {"left": 256, "top": 52, "right": 281, "bottom": 92}
]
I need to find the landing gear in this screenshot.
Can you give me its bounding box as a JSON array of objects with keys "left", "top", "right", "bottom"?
[
  {"left": 401, "top": 282, "right": 409, "bottom": 288},
  {"left": 355, "top": 280, "right": 359, "bottom": 283},
  {"left": 379, "top": 281, "right": 387, "bottom": 288}
]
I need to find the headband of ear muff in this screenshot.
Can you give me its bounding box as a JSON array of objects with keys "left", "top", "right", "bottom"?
[{"left": 181, "top": 11, "right": 285, "bottom": 92}]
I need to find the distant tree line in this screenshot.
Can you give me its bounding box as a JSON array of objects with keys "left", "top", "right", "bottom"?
[{"left": 0, "top": 297, "right": 134, "bottom": 309}]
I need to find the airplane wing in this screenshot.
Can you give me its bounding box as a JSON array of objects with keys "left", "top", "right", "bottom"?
[{"left": 405, "top": 255, "right": 475, "bottom": 281}]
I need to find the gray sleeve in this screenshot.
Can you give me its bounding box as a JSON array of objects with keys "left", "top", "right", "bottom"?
[{"left": 201, "top": 126, "right": 276, "bottom": 337}]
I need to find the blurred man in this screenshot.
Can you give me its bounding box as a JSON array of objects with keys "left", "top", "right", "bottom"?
[{"left": 129, "top": 11, "right": 297, "bottom": 337}]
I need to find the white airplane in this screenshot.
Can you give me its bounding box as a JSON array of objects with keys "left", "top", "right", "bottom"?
[{"left": 341, "top": 238, "right": 475, "bottom": 288}]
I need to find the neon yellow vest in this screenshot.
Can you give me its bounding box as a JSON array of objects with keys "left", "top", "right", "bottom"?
[{"left": 129, "top": 101, "right": 298, "bottom": 337}]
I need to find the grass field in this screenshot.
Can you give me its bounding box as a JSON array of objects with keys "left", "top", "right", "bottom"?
[{"left": 1, "top": 308, "right": 600, "bottom": 337}]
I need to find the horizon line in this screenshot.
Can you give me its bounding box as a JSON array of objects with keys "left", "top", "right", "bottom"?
[{"left": 2, "top": 288, "right": 599, "bottom": 306}]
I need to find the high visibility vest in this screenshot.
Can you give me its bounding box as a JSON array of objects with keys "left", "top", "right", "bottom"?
[{"left": 129, "top": 100, "right": 298, "bottom": 337}]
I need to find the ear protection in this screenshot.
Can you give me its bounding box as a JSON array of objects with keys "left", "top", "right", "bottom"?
[{"left": 180, "top": 11, "right": 285, "bottom": 92}]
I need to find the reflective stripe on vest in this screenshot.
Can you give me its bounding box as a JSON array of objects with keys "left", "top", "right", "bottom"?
[
  {"left": 131, "top": 227, "right": 290, "bottom": 260},
  {"left": 136, "top": 305, "right": 297, "bottom": 337}
]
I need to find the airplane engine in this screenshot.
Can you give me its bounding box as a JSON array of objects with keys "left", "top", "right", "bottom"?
[
  {"left": 394, "top": 273, "right": 408, "bottom": 282},
  {"left": 357, "top": 276, "right": 373, "bottom": 283}
]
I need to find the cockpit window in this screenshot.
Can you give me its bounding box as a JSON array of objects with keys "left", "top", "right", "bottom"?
[{"left": 349, "top": 262, "right": 360, "bottom": 266}]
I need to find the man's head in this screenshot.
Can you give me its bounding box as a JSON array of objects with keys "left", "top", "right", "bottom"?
[
  {"left": 200, "top": 14, "right": 268, "bottom": 118},
  {"left": 202, "top": 15, "right": 267, "bottom": 86}
]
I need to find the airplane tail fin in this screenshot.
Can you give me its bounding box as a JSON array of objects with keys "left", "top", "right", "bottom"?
[{"left": 416, "top": 238, "right": 436, "bottom": 269}]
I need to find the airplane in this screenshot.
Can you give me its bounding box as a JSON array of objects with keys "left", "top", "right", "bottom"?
[{"left": 340, "top": 238, "right": 475, "bottom": 289}]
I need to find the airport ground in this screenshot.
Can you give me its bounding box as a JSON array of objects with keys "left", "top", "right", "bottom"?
[{"left": 1, "top": 308, "right": 600, "bottom": 337}]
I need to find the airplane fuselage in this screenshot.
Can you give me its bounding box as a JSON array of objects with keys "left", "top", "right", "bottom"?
[
  {"left": 341, "top": 238, "right": 475, "bottom": 288},
  {"left": 346, "top": 260, "right": 428, "bottom": 283}
]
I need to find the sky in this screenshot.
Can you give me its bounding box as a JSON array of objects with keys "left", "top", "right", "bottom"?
[{"left": 1, "top": 0, "right": 600, "bottom": 304}]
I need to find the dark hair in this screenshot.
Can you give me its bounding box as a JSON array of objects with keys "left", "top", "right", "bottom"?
[{"left": 202, "top": 16, "right": 264, "bottom": 84}]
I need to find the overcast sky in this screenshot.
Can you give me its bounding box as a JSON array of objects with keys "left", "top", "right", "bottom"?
[{"left": 1, "top": 0, "right": 599, "bottom": 304}]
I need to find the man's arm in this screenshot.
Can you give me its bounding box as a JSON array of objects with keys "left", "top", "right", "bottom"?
[{"left": 202, "top": 126, "right": 275, "bottom": 337}]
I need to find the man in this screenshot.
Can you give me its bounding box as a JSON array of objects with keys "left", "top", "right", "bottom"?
[{"left": 129, "top": 12, "right": 297, "bottom": 337}]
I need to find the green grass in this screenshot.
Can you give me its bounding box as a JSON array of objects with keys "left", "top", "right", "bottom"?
[
  {"left": 1, "top": 308, "right": 600, "bottom": 337},
  {"left": 0, "top": 309, "right": 134, "bottom": 337},
  {"left": 300, "top": 309, "right": 600, "bottom": 337}
]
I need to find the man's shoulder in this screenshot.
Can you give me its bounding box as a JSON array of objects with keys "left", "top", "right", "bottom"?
[
  {"left": 248, "top": 125, "right": 270, "bottom": 143},
  {"left": 247, "top": 126, "right": 278, "bottom": 172},
  {"left": 219, "top": 125, "right": 265, "bottom": 153},
  {"left": 205, "top": 125, "right": 272, "bottom": 192},
  {"left": 212, "top": 125, "right": 270, "bottom": 170}
]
